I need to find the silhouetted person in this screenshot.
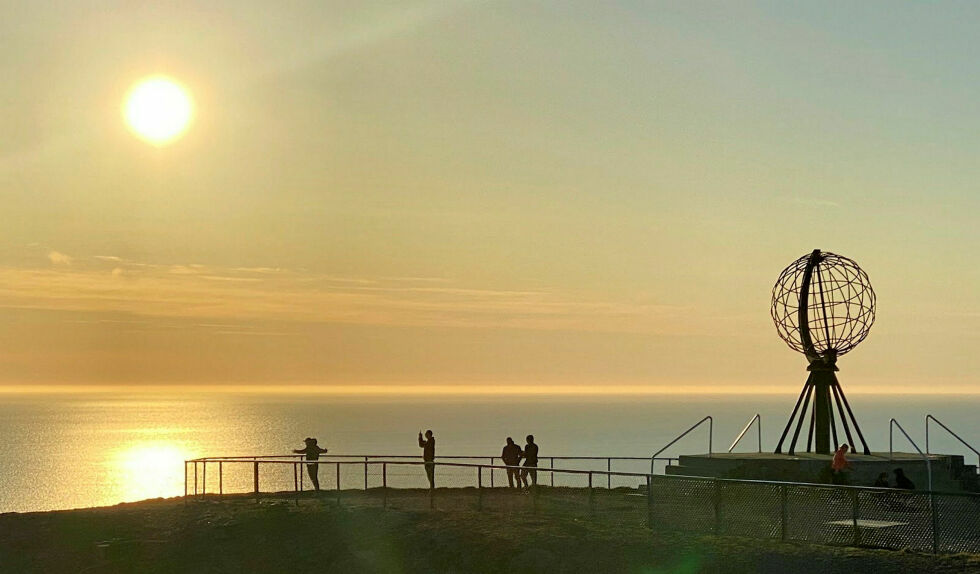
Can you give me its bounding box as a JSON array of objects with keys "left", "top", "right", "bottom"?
[
  {"left": 873, "top": 472, "right": 889, "bottom": 488},
  {"left": 293, "top": 437, "right": 328, "bottom": 490},
  {"left": 520, "top": 435, "right": 538, "bottom": 488},
  {"left": 501, "top": 437, "right": 522, "bottom": 488},
  {"left": 894, "top": 468, "right": 915, "bottom": 490},
  {"left": 418, "top": 429, "right": 435, "bottom": 488}
]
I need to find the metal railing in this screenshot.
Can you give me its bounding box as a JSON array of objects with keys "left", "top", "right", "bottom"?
[
  {"left": 926, "top": 414, "right": 980, "bottom": 473},
  {"left": 186, "top": 454, "right": 678, "bottom": 494},
  {"left": 889, "top": 418, "right": 933, "bottom": 492},
  {"left": 729, "top": 413, "right": 762, "bottom": 453},
  {"left": 183, "top": 458, "right": 658, "bottom": 519},
  {"left": 650, "top": 416, "right": 712, "bottom": 474}
]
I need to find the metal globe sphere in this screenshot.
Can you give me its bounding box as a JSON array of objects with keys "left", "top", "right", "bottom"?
[{"left": 771, "top": 250, "right": 875, "bottom": 362}]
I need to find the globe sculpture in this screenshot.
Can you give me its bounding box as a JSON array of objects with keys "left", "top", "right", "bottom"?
[{"left": 772, "top": 249, "right": 875, "bottom": 455}]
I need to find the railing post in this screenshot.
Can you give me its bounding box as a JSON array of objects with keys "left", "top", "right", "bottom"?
[
  {"left": 646, "top": 475, "right": 653, "bottom": 529},
  {"left": 383, "top": 463, "right": 388, "bottom": 510},
  {"left": 184, "top": 462, "right": 188, "bottom": 499},
  {"left": 489, "top": 458, "right": 494, "bottom": 488},
  {"left": 607, "top": 459, "right": 611, "bottom": 489},
  {"left": 851, "top": 489, "right": 860, "bottom": 546},
  {"left": 780, "top": 484, "right": 788, "bottom": 541},
  {"left": 219, "top": 461, "right": 223, "bottom": 495},
  {"left": 293, "top": 462, "right": 299, "bottom": 492},
  {"left": 202, "top": 462, "right": 207, "bottom": 497},
  {"left": 550, "top": 457, "right": 555, "bottom": 487},
  {"left": 588, "top": 472, "right": 595, "bottom": 512},
  {"left": 364, "top": 456, "right": 368, "bottom": 490},
  {"left": 336, "top": 463, "right": 341, "bottom": 505},
  {"left": 477, "top": 466, "right": 483, "bottom": 511},
  {"left": 931, "top": 492, "right": 939, "bottom": 554},
  {"left": 253, "top": 461, "right": 260, "bottom": 499},
  {"left": 194, "top": 461, "right": 198, "bottom": 496}
]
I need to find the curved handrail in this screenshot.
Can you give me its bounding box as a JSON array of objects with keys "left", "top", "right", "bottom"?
[
  {"left": 926, "top": 415, "right": 980, "bottom": 473},
  {"left": 650, "top": 416, "right": 712, "bottom": 474},
  {"left": 188, "top": 454, "right": 657, "bottom": 463},
  {"left": 729, "top": 413, "right": 762, "bottom": 453},
  {"left": 889, "top": 418, "right": 932, "bottom": 492}
]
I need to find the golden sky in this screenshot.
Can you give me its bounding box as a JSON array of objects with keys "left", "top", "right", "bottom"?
[{"left": 2, "top": 2, "right": 980, "bottom": 391}]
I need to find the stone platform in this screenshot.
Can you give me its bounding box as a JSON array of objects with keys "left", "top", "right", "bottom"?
[{"left": 665, "top": 452, "right": 979, "bottom": 492}]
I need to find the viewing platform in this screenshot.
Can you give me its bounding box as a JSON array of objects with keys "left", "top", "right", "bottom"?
[{"left": 665, "top": 452, "right": 980, "bottom": 492}]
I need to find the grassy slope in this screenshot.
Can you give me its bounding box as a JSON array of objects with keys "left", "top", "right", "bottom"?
[{"left": 2, "top": 493, "right": 980, "bottom": 573}]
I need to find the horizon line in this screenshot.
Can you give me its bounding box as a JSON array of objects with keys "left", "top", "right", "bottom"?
[{"left": 0, "top": 384, "right": 977, "bottom": 396}]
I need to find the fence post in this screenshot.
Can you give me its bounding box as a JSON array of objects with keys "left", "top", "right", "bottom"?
[
  {"left": 293, "top": 462, "right": 299, "bottom": 493},
  {"left": 383, "top": 463, "right": 388, "bottom": 510},
  {"left": 646, "top": 475, "right": 653, "bottom": 529},
  {"left": 489, "top": 458, "right": 494, "bottom": 488},
  {"left": 219, "top": 461, "right": 223, "bottom": 495},
  {"left": 364, "top": 456, "right": 368, "bottom": 490},
  {"left": 336, "top": 463, "right": 341, "bottom": 505},
  {"left": 551, "top": 458, "right": 555, "bottom": 487},
  {"left": 202, "top": 462, "right": 207, "bottom": 497},
  {"left": 184, "top": 462, "right": 188, "bottom": 499},
  {"left": 253, "top": 461, "right": 260, "bottom": 499},
  {"left": 713, "top": 480, "right": 722, "bottom": 535},
  {"left": 931, "top": 493, "right": 939, "bottom": 554},
  {"left": 589, "top": 472, "right": 595, "bottom": 513},
  {"left": 780, "top": 484, "right": 788, "bottom": 541},
  {"left": 851, "top": 489, "right": 860, "bottom": 546},
  {"left": 194, "top": 461, "right": 198, "bottom": 496},
  {"left": 477, "top": 466, "right": 483, "bottom": 511},
  {"left": 607, "top": 459, "right": 611, "bottom": 489}
]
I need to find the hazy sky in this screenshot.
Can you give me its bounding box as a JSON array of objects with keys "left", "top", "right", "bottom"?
[{"left": 3, "top": 1, "right": 980, "bottom": 391}]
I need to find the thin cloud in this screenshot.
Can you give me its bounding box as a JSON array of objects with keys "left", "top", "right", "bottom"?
[
  {"left": 0, "top": 260, "right": 704, "bottom": 335},
  {"left": 47, "top": 251, "right": 72, "bottom": 265},
  {"left": 789, "top": 197, "right": 840, "bottom": 208}
]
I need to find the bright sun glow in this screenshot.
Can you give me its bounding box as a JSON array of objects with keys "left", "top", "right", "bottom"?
[
  {"left": 114, "top": 442, "right": 189, "bottom": 501},
  {"left": 123, "top": 76, "right": 193, "bottom": 145}
]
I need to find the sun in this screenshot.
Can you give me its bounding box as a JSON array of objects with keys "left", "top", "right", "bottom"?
[{"left": 123, "top": 76, "right": 194, "bottom": 145}]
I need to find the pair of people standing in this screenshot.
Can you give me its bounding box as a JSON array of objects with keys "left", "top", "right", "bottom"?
[{"left": 501, "top": 435, "right": 538, "bottom": 489}]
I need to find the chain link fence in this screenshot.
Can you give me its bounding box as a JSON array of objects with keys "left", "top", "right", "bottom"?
[{"left": 649, "top": 474, "right": 980, "bottom": 553}]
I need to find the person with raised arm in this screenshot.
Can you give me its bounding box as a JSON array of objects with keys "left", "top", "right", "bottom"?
[
  {"left": 418, "top": 429, "right": 436, "bottom": 489},
  {"left": 293, "top": 437, "right": 328, "bottom": 491}
]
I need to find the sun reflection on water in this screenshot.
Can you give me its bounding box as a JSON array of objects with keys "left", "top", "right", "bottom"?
[{"left": 111, "top": 442, "right": 190, "bottom": 502}]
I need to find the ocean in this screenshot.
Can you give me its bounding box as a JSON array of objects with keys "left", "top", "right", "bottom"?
[{"left": 1, "top": 391, "right": 978, "bottom": 513}]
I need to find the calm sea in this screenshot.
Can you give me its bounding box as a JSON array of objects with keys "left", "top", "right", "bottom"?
[{"left": 1, "top": 391, "right": 978, "bottom": 513}]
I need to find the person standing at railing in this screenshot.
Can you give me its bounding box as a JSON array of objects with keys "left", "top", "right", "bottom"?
[
  {"left": 520, "top": 435, "right": 538, "bottom": 489},
  {"left": 293, "top": 437, "right": 328, "bottom": 491},
  {"left": 501, "top": 437, "right": 522, "bottom": 488},
  {"left": 830, "top": 443, "right": 852, "bottom": 485},
  {"left": 418, "top": 429, "right": 435, "bottom": 488}
]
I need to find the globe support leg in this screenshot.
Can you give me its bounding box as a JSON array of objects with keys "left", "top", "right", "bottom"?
[
  {"left": 776, "top": 367, "right": 871, "bottom": 456},
  {"left": 835, "top": 382, "right": 871, "bottom": 455},
  {"left": 787, "top": 375, "right": 815, "bottom": 455},
  {"left": 775, "top": 379, "right": 811, "bottom": 454}
]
